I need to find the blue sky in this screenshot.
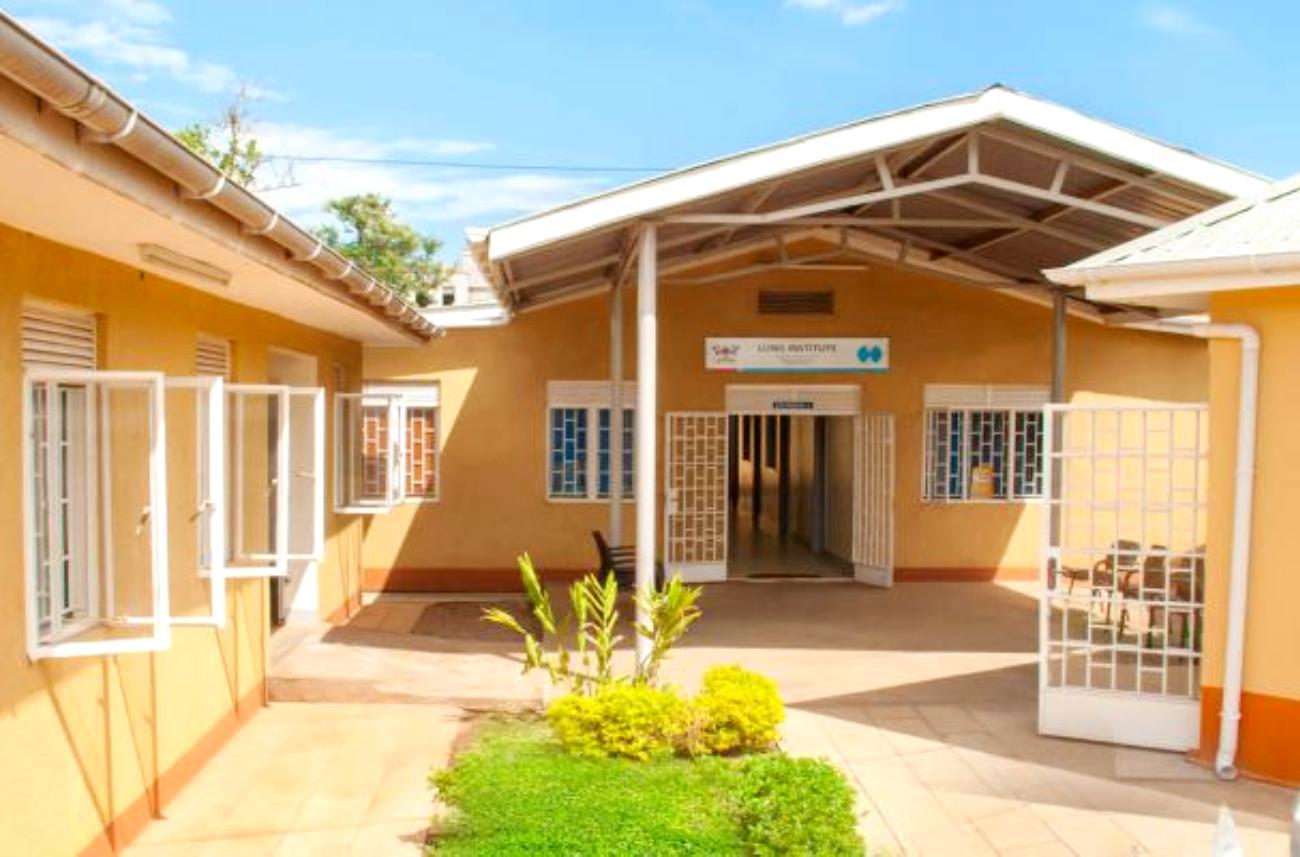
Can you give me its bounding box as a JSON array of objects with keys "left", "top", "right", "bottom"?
[{"left": 11, "top": 0, "right": 1300, "bottom": 258}]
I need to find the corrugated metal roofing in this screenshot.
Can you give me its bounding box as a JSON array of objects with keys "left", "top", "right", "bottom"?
[{"left": 1057, "top": 174, "right": 1300, "bottom": 272}]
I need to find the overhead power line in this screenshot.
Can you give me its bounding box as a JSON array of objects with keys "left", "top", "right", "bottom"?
[{"left": 261, "top": 153, "right": 674, "bottom": 174}]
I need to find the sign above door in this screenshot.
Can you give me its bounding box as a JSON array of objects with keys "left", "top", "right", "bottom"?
[{"left": 705, "top": 338, "right": 889, "bottom": 373}]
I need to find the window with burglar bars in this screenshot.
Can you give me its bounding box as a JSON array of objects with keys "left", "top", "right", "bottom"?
[
  {"left": 547, "top": 381, "right": 636, "bottom": 501},
  {"left": 358, "top": 383, "right": 440, "bottom": 503},
  {"left": 922, "top": 385, "right": 1047, "bottom": 502}
]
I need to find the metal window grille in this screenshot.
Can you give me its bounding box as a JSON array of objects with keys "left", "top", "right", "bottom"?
[
  {"left": 404, "top": 406, "right": 439, "bottom": 499},
  {"left": 549, "top": 407, "right": 588, "bottom": 498},
  {"left": 597, "top": 408, "right": 634, "bottom": 498},
  {"left": 923, "top": 407, "right": 1044, "bottom": 502}
]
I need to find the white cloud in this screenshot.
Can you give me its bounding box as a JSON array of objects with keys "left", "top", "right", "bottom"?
[
  {"left": 103, "top": 0, "right": 171, "bottom": 25},
  {"left": 1140, "top": 3, "right": 1221, "bottom": 38},
  {"left": 785, "top": 0, "right": 903, "bottom": 27},
  {"left": 252, "top": 123, "right": 605, "bottom": 233},
  {"left": 18, "top": 2, "right": 268, "bottom": 95}
]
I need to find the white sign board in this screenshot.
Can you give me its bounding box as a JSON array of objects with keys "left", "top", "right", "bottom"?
[{"left": 706, "top": 338, "right": 889, "bottom": 373}]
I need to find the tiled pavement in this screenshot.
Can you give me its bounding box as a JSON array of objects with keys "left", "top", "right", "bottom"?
[{"left": 126, "top": 581, "right": 1295, "bottom": 855}]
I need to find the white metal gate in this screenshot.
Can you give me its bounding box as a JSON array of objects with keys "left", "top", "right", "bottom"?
[
  {"left": 664, "top": 412, "right": 729, "bottom": 583},
  {"left": 853, "top": 413, "right": 895, "bottom": 587},
  {"left": 1040, "top": 404, "right": 1209, "bottom": 750}
]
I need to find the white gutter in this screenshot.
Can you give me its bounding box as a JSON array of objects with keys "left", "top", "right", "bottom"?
[
  {"left": 0, "top": 12, "right": 436, "bottom": 342},
  {"left": 1128, "top": 319, "right": 1259, "bottom": 779}
]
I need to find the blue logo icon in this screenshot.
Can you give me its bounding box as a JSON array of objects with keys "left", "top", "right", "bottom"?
[{"left": 857, "top": 345, "right": 883, "bottom": 364}]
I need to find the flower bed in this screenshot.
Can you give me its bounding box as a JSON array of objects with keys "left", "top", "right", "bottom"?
[{"left": 430, "top": 718, "right": 864, "bottom": 856}]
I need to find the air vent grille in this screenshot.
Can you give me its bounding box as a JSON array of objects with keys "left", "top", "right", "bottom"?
[{"left": 757, "top": 290, "right": 833, "bottom": 315}]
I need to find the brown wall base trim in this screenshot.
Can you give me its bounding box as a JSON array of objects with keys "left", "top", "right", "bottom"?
[
  {"left": 1192, "top": 685, "right": 1300, "bottom": 787},
  {"left": 364, "top": 566, "right": 588, "bottom": 592},
  {"left": 365, "top": 565, "right": 1039, "bottom": 591},
  {"left": 78, "top": 680, "right": 267, "bottom": 857}
]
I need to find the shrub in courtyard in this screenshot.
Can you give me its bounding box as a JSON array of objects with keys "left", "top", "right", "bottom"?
[
  {"left": 729, "top": 754, "right": 863, "bottom": 857},
  {"left": 684, "top": 665, "right": 785, "bottom": 756},
  {"left": 483, "top": 553, "right": 702, "bottom": 694},
  {"left": 548, "top": 683, "right": 687, "bottom": 761}
]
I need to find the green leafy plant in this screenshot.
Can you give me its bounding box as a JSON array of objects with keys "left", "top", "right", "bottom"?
[
  {"left": 635, "top": 574, "right": 703, "bottom": 686},
  {"left": 684, "top": 665, "right": 785, "bottom": 756},
  {"left": 548, "top": 684, "right": 688, "bottom": 761},
  {"left": 483, "top": 553, "right": 702, "bottom": 694},
  {"left": 729, "top": 755, "right": 863, "bottom": 856}
]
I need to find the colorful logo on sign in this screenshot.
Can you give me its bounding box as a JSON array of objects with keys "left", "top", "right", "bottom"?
[{"left": 857, "top": 345, "right": 884, "bottom": 365}]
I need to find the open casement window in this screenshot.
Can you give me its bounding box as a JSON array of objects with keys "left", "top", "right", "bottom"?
[
  {"left": 162, "top": 376, "right": 228, "bottom": 626},
  {"left": 286, "top": 387, "right": 325, "bottom": 561},
  {"left": 546, "top": 381, "right": 636, "bottom": 502},
  {"left": 225, "top": 384, "right": 290, "bottom": 576},
  {"left": 362, "top": 383, "right": 441, "bottom": 503},
  {"left": 22, "top": 370, "right": 171, "bottom": 659},
  {"left": 921, "top": 385, "right": 1048, "bottom": 503},
  {"left": 334, "top": 392, "right": 403, "bottom": 513}
]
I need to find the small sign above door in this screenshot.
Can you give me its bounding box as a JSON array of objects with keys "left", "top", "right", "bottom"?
[{"left": 706, "top": 337, "right": 889, "bottom": 373}]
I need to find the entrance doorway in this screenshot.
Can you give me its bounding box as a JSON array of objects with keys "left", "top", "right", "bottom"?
[
  {"left": 662, "top": 384, "right": 894, "bottom": 584},
  {"left": 730, "top": 413, "right": 854, "bottom": 579}
]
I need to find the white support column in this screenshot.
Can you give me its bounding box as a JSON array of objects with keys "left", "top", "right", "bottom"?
[
  {"left": 609, "top": 279, "right": 624, "bottom": 545},
  {"left": 635, "top": 223, "right": 657, "bottom": 668}
]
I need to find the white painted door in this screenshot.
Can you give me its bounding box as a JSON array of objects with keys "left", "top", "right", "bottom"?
[
  {"left": 664, "top": 412, "right": 729, "bottom": 583},
  {"left": 1039, "top": 404, "right": 1209, "bottom": 751},
  {"left": 853, "top": 413, "right": 895, "bottom": 587}
]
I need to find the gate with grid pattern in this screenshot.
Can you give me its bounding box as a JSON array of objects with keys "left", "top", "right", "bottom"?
[
  {"left": 664, "top": 412, "right": 729, "bottom": 583},
  {"left": 853, "top": 413, "right": 896, "bottom": 586},
  {"left": 1039, "top": 404, "right": 1208, "bottom": 750}
]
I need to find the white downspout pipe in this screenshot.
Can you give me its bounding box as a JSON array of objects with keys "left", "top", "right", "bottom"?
[
  {"left": 1199, "top": 323, "right": 1259, "bottom": 780},
  {"left": 1132, "top": 320, "right": 1259, "bottom": 779}
]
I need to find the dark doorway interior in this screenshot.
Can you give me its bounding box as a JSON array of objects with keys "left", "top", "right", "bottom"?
[{"left": 728, "top": 413, "right": 853, "bottom": 579}]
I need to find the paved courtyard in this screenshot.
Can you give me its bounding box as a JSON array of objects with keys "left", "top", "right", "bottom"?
[{"left": 127, "top": 581, "right": 1294, "bottom": 855}]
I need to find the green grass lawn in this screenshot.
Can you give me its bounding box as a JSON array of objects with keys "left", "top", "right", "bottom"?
[{"left": 429, "top": 718, "right": 864, "bottom": 857}]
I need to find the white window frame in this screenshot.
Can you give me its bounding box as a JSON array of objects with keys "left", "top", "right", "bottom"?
[
  {"left": 334, "top": 391, "right": 404, "bottom": 514},
  {"left": 160, "top": 375, "right": 229, "bottom": 627},
  {"left": 546, "top": 381, "right": 636, "bottom": 504},
  {"left": 226, "top": 383, "right": 290, "bottom": 577},
  {"left": 285, "top": 387, "right": 326, "bottom": 560},
  {"left": 23, "top": 369, "right": 171, "bottom": 660},
  {"left": 921, "top": 384, "right": 1048, "bottom": 505},
  {"left": 364, "top": 383, "right": 441, "bottom": 504}
]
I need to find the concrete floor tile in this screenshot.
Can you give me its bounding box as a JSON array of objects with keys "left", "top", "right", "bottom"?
[{"left": 974, "top": 806, "right": 1064, "bottom": 852}]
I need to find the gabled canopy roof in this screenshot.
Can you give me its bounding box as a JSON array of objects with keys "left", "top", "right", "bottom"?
[
  {"left": 475, "top": 86, "right": 1266, "bottom": 316},
  {"left": 1047, "top": 174, "right": 1300, "bottom": 308}
]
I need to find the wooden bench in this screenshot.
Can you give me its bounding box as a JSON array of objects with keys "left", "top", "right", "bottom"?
[{"left": 591, "top": 530, "right": 664, "bottom": 590}]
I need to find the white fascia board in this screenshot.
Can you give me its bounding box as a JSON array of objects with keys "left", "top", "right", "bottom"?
[
  {"left": 984, "top": 89, "right": 1268, "bottom": 200},
  {"left": 1048, "top": 251, "right": 1300, "bottom": 303},
  {"left": 487, "top": 87, "right": 1266, "bottom": 263}
]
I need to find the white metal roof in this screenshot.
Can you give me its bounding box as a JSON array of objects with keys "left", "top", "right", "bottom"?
[
  {"left": 1047, "top": 174, "right": 1300, "bottom": 304},
  {"left": 475, "top": 85, "right": 1267, "bottom": 315}
]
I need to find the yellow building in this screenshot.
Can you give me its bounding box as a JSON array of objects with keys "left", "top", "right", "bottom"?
[
  {"left": 0, "top": 18, "right": 435, "bottom": 857},
  {"left": 2, "top": 10, "right": 1293, "bottom": 853},
  {"left": 1051, "top": 175, "right": 1300, "bottom": 786},
  {"left": 359, "top": 87, "right": 1286, "bottom": 781}
]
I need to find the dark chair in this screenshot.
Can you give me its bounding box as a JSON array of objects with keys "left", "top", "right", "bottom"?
[{"left": 592, "top": 530, "right": 664, "bottom": 590}]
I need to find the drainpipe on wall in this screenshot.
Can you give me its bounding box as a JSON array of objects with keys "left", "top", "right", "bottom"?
[{"left": 1130, "top": 320, "right": 1260, "bottom": 780}]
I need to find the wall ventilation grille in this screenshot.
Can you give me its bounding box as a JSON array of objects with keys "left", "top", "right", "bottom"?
[{"left": 757, "top": 290, "right": 833, "bottom": 315}]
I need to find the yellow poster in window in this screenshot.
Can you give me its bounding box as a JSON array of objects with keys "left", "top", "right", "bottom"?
[{"left": 970, "top": 464, "right": 995, "bottom": 499}]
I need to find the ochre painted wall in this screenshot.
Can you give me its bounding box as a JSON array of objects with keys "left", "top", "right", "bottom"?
[
  {"left": 1196, "top": 287, "right": 1300, "bottom": 785},
  {"left": 362, "top": 265, "right": 1207, "bottom": 585},
  {"left": 0, "top": 223, "right": 367, "bottom": 856}
]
